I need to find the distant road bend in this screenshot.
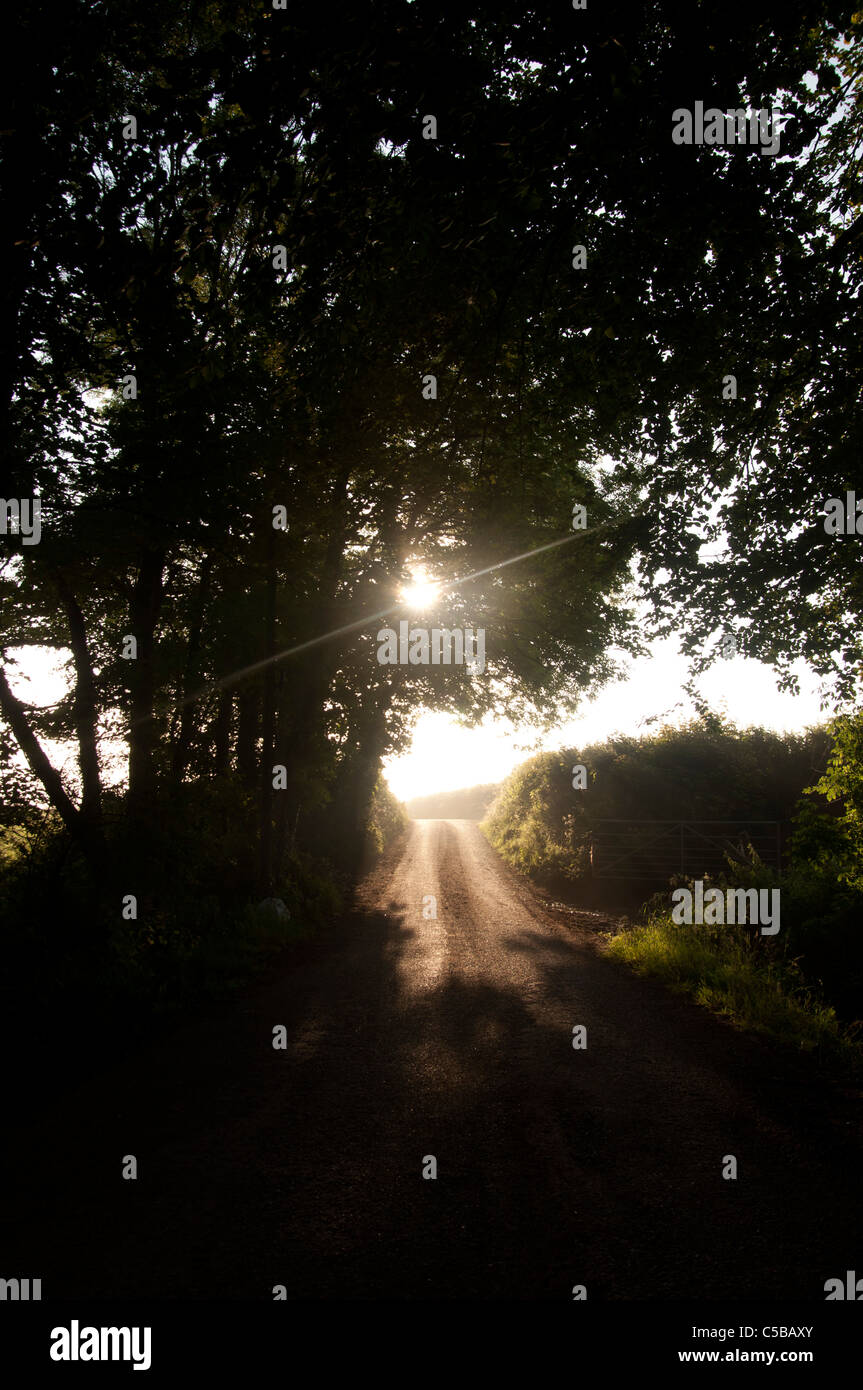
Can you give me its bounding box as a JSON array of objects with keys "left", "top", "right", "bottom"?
[{"left": 5, "top": 818, "right": 863, "bottom": 1299}]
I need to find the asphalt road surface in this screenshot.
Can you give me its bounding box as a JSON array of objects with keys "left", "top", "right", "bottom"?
[{"left": 4, "top": 819, "right": 863, "bottom": 1300}]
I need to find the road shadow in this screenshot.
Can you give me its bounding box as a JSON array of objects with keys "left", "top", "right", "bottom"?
[{"left": 2, "top": 898, "right": 862, "bottom": 1301}]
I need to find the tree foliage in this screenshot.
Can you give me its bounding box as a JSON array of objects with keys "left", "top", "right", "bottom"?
[{"left": 1, "top": 0, "right": 861, "bottom": 925}]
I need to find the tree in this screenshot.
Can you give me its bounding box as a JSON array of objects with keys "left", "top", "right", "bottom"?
[{"left": 2, "top": 0, "right": 860, "bottom": 905}]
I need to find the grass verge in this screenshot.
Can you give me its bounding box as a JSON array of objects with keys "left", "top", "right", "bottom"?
[{"left": 606, "top": 914, "right": 863, "bottom": 1079}]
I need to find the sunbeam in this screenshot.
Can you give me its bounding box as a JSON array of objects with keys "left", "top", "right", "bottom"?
[{"left": 149, "top": 528, "right": 586, "bottom": 723}]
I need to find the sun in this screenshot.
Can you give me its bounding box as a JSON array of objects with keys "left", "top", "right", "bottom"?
[{"left": 400, "top": 568, "right": 440, "bottom": 609}]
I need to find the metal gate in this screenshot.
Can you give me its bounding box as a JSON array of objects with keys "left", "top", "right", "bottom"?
[{"left": 589, "top": 820, "right": 782, "bottom": 881}]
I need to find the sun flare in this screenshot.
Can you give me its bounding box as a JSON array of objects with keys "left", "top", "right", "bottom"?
[{"left": 400, "top": 569, "right": 440, "bottom": 610}]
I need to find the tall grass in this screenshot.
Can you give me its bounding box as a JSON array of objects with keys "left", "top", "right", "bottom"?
[{"left": 606, "top": 914, "right": 863, "bottom": 1074}]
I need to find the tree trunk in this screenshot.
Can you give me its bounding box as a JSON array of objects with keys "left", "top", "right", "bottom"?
[
  {"left": 212, "top": 689, "right": 232, "bottom": 776},
  {"left": 257, "top": 525, "right": 277, "bottom": 894},
  {"left": 171, "top": 553, "right": 213, "bottom": 785},
  {"left": 346, "top": 704, "right": 390, "bottom": 874},
  {"left": 0, "top": 664, "right": 106, "bottom": 872},
  {"left": 127, "top": 547, "right": 165, "bottom": 818},
  {"left": 272, "top": 669, "right": 292, "bottom": 879},
  {"left": 51, "top": 568, "right": 102, "bottom": 826},
  {"left": 236, "top": 687, "right": 259, "bottom": 785}
]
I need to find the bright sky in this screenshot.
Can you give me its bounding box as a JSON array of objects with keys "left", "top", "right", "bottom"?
[
  {"left": 382, "top": 634, "right": 832, "bottom": 802},
  {"left": 4, "top": 646, "right": 125, "bottom": 789},
  {"left": 6, "top": 620, "right": 835, "bottom": 806}
]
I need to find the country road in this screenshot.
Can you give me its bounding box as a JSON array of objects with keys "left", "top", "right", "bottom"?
[{"left": 4, "top": 818, "right": 863, "bottom": 1301}]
